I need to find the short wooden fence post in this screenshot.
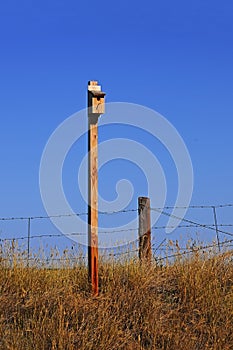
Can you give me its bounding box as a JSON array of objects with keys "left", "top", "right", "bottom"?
[{"left": 138, "top": 197, "right": 152, "bottom": 263}]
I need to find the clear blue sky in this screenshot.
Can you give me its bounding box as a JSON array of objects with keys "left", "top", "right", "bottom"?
[{"left": 0, "top": 1, "right": 233, "bottom": 249}]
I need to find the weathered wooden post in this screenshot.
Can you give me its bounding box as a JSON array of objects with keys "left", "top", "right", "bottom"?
[
  {"left": 138, "top": 197, "right": 152, "bottom": 263},
  {"left": 87, "top": 81, "right": 106, "bottom": 295}
]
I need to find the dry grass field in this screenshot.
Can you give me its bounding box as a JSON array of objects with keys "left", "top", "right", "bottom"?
[{"left": 0, "top": 244, "right": 232, "bottom": 350}]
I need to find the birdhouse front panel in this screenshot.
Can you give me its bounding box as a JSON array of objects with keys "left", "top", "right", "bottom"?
[{"left": 92, "top": 96, "right": 105, "bottom": 114}]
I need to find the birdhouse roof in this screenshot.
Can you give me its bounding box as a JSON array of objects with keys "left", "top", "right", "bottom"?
[{"left": 89, "top": 91, "right": 106, "bottom": 97}]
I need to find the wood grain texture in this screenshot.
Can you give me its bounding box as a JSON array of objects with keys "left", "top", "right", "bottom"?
[
  {"left": 88, "top": 116, "right": 99, "bottom": 295},
  {"left": 138, "top": 197, "right": 152, "bottom": 263}
]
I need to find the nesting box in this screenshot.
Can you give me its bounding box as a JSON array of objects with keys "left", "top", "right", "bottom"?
[{"left": 88, "top": 81, "right": 106, "bottom": 116}]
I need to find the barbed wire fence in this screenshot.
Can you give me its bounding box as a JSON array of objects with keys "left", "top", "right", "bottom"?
[{"left": 0, "top": 204, "right": 233, "bottom": 266}]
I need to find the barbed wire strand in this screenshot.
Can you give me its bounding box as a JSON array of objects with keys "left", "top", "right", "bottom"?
[
  {"left": 0, "top": 228, "right": 139, "bottom": 242},
  {"left": 152, "top": 238, "right": 167, "bottom": 251},
  {"left": 0, "top": 208, "right": 138, "bottom": 222},
  {"left": 154, "top": 239, "right": 233, "bottom": 261},
  {"left": 1, "top": 203, "right": 233, "bottom": 222},
  {"left": 0, "top": 248, "right": 140, "bottom": 263},
  {"left": 1, "top": 221, "right": 233, "bottom": 242},
  {"left": 2, "top": 239, "right": 232, "bottom": 264},
  {"left": 150, "top": 208, "right": 233, "bottom": 237}
]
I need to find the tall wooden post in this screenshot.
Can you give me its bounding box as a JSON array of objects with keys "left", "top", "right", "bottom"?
[
  {"left": 87, "top": 81, "right": 105, "bottom": 295},
  {"left": 138, "top": 197, "right": 152, "bottom": 263}
]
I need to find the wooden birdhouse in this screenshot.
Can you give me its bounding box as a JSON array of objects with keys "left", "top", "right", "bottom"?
[{"left": 88, "top": 81, "right": 106, "bottom": 116}]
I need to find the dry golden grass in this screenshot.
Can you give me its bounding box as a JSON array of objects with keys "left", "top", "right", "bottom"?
[{"left": 0, "top": 244, "right": 232, "bottom": 350}]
